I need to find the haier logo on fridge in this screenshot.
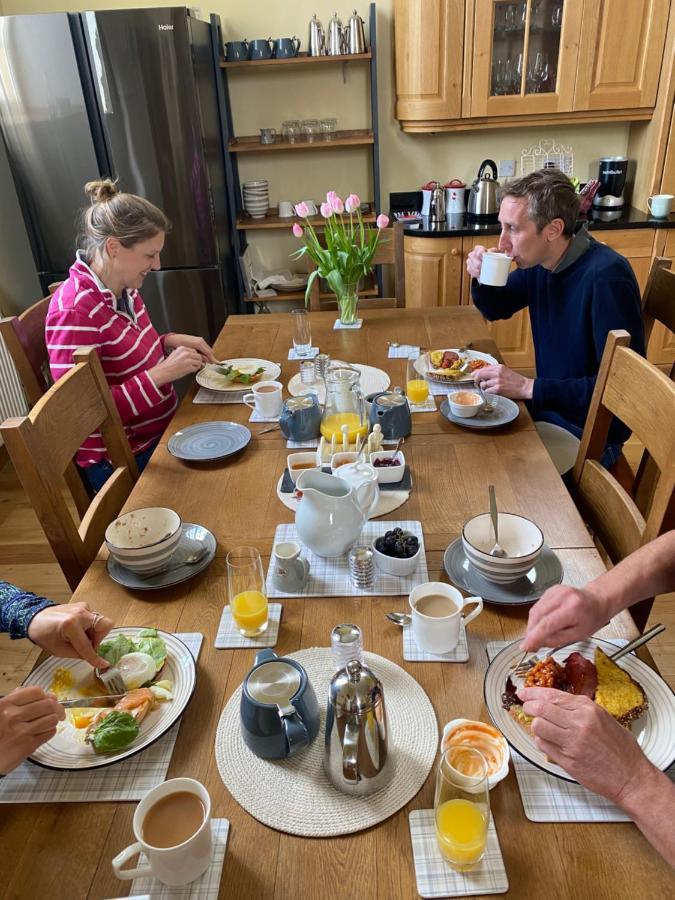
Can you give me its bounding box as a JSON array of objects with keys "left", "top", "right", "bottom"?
[{"left": 158, "top": 24, "right": 174, "bottom": 31}]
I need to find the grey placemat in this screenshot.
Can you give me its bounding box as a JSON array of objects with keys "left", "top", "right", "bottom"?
[
  {"left": 193, "top": 387, "right": 245, "bottom": 404},
  {"left": 409, "top": 810, "right": 508, "bottom": 897},
  {"left": 265, "top": 521, "right": 428, "bottom": 598},
  {"left": 0, "top": 633, "right": 203, "bottom": 803}
]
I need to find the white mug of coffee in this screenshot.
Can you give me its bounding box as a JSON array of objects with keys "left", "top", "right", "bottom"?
[
  {"left": 112, "top": 777, "right": 212, "bottom": 887},
  {"left": 278, "top": 200, "right": 294, "bottom": 217},
  {"left": 479, "top": 251, "right": 513, "bottom": 287},
  {"left": 647, "top": 194, "right": 674, "bottom": 218},
  {"left": 409, "top": 582, "right": 483, "bottom": 654},
  {"left": 302, "top": 200, "right": 318, "bottom": 215},
  {"left": 243, "top": 380, "right": 283, "bottom": 417}
]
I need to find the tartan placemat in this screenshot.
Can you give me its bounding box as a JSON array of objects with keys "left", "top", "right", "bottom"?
[
  {"left": 409, "top": 810, "right": 508, "bottom": 897},
  {"left": 288, "top": 347, "right": 319, "bottom": 359},
  {"left": 193, "top": 387, "right": 245, "bottom": 404},
  {"left": 409, "top": 396, "right": 438, "bottom": 413},
  {"left": 215, "top": 603, "right": 282, "bottom": 649},
  {"left": 403, "top": 622, "right": 469, "bottom": 663},
  {"left": 333, "top": 318, "right": 363, "bottom": 329},
  {"left": 248, "top": 409, "right": 279, "bottom": 423},
  {"left": 0, "top": 633, "right": 203, "bottom": 804},
  {"left": 266, "top": 521, "right": 428, "bottom": 598},
  {"left": 429, "top": 380, "right": 463, "bottom": 396},
  {"left": 128, "top": 818, "right": 229, "bottom": 899},
  {"left": 388, "top": 344, "right": 420, "bottom": 358},
  {"left": 485, "top": 640, "right": 675, "bottom": 822}
]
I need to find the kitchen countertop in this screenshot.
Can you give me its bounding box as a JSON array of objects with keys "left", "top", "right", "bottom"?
[{"left": 394, "top": 205, "right": 675, "bottom": 238}]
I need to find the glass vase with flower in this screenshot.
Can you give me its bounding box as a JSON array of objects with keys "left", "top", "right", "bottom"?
[{"left": 290, "top": 192, "right": 389, "bottom": 326}]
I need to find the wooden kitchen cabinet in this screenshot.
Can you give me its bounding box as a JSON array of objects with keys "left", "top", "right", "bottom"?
[
  {"left": 403, "top": 236, "right": 465, "bottom": 307},
  {"left": 592, "top": 228, "right": 655, "bottom": 292},
  {"left": 394, "top": 0, "right": 669, "bottom": 131}
]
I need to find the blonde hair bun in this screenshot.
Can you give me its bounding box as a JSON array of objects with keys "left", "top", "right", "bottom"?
[{"left": 84, "top": 178, "right": 119, "bottom": 204}]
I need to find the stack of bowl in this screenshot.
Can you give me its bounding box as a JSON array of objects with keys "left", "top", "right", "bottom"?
[
  {"left": 243, "top": 180, "right": 269, "bottom": 218},
  {"left": 462, "top": 512, "right": 543, "bottom": 583},
  {"left": 105, "top": 507, "right": 183, "bottom": 575}
]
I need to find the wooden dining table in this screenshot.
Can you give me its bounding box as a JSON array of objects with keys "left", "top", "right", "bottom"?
[{"left": 1, "top": 307, "right": 672, "bottom": 900}]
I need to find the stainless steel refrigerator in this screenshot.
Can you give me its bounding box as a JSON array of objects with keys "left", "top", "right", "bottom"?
[{"left": 0, "top": 7, "right": 237, "bottom": 340}]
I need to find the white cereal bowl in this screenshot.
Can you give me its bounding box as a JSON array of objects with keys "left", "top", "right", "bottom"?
[
  {"left": 462, "top": 512, "right": 544, "bottom": 583},
  {"left": 105, "top": 507, "right": 182, "bottom": 575},
  {"left": 371, "top": 534, "right": 421, "bottom": 576},
  {"left": 447, "top": 390, "right": 484, "bottom": 418},
  {"left": 369, "top": 449, "right": 405, "bottom": 483},
  {"left": 440, "top": 718, "right": 510, "bottom": 790}
]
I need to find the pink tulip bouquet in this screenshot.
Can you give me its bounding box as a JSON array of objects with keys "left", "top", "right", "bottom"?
[{"left": 290, "top": 191, "right": 389, "bottom": 325}]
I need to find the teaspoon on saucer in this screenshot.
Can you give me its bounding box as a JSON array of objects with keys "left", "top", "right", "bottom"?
[{"left": 385, "top": 611, "right": 412, "bottom": 626}]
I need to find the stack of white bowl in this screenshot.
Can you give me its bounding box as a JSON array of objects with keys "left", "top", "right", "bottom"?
[
  {"left": 462, "top": 512, "right": 544, "bottom": 583},
  {"left": 243, "top": 180, "right": 269, "bottom": 218}
]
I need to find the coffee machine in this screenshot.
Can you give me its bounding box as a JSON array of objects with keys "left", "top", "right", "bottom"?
[{"left": 592, "top": 156, "right": 629, "bottom": 209}]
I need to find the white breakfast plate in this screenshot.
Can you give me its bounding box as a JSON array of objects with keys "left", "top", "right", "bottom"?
[
  {"left": 287, "top": 361, "right": 390, "bottom": 402},
  {"left": 417, "top": 349, "right": 498, "bottom": 384},
  {"left": 23, "top": 628, "right": 196, "bottom": 770},
  {"left": 196, "top": 357, "right": 281, "bottom": 392},
  {"left": 484, "top": 637, "right": 675, "bottom": 782}
]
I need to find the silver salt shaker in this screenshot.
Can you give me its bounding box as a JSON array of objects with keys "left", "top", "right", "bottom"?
[
  {"left": 347, "top": 546, "right": 375, "bottom": 590},
  {"left": 330, "top": 623, "right": 363, "bottom": 671},
  {"left": 299, "top": 359, "right": 316, "bottom": 384},
  {"left": 314, "top": 353, "right": 331, "bottom": 382}
]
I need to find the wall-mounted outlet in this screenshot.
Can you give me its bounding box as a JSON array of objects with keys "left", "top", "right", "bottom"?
[{"left": 498, "top": 159, "right": 516, "bottom": 178}]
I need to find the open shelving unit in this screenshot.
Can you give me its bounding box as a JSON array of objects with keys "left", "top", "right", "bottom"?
[{"left": 209, "top": 4, "right": 381, "bottom": 312}]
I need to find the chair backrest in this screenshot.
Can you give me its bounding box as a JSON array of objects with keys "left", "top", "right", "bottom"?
[
  {"left": 0, "top": 296, "right": 52, "bottom": 407},
  {"left": 570, "top": 329, "right": 675, "bottom": 630},
  {"left": 641, "top": 256, "right": 674, "bottom": 375},
  {"left": 1, "top": 347, "right": 140, "bottom": 592},
  {"left": 307, "top": 222, "right": 406, "bottom": 311}
]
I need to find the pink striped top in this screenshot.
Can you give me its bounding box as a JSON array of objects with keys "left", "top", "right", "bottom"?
[{"left": 46, "top": 256, "right": 177, "bottom": 467}]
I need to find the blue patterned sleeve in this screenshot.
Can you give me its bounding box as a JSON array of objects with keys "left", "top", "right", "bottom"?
[{"left": 0, "top": 581, "right": 55, "bottom": 640}]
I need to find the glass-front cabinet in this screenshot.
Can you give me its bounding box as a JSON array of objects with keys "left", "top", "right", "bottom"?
[{"left": 470, "top": 0, "right": 582, "bottom": 116}]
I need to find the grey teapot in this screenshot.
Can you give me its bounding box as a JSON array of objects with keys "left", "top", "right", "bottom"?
[{"left": 279, "top": 393, "right": 322, "bottom": 442}]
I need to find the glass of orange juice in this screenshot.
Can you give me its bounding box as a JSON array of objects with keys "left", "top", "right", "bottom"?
[
  {"left": 406, "top": 352, "right": 429, "bottom": 406},
  {"left": 434, "top": 745, "right": 490, "bottom": 871},
  {"left": 227, "top": 547, "right": 269, "bottom": 637}
]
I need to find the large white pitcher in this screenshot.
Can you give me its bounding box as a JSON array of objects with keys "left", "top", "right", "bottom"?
[{"left": 295, "top": 470, "right": 377, "bottom": 557}]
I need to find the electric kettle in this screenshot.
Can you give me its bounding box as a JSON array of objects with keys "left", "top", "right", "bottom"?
[
  {"left": 467, "top": 159, "right": 500, "bottom": 218},
  {"left": 324, "top": 658, "right": 392, "bottom": 795}
]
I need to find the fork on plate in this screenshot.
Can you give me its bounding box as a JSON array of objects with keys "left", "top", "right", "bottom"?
[{"left": 95, "top": 665, "right": 126, "bottom": 695}]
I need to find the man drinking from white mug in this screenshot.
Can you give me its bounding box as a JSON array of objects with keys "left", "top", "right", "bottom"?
[{"left": 465, "top": 169, "right": 645, "bottom": 471}]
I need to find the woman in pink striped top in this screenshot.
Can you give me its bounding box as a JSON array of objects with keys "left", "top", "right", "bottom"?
[{"left": 47, "top": 180, "right": 217, "bottom": 491}]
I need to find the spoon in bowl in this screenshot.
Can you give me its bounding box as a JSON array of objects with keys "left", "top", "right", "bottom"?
[{"left": 488, "top": 484, "right": 506, "bottom": 557}]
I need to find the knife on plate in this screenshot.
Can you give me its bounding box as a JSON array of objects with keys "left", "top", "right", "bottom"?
[{"left": 58, "top": 694, "right": 126, "bottom": 709}]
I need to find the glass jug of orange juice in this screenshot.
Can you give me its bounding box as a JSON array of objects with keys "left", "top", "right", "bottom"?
[{"left": 320, "top": 366, "right": 368, "bottom": 445}]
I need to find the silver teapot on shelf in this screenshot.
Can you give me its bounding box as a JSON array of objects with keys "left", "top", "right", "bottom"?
[
  {"left": 345, "top": 9, "right": 367, "bottom": 54},
  {"left": 308, "top": 13, "right": 326, "bottom": 56},
  {"left": 326, "top": 12, "right": 345, "bottom": 55},
  {"left": 324, "top": 658, "right": 392, "bottom": 795},
  {"left": 429, "top": 181, "right": 446, "bottom": 226}
]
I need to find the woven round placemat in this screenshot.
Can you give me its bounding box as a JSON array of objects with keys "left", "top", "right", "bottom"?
[{"left": 215, "top": 648, "right": 438, "bottom": 837}]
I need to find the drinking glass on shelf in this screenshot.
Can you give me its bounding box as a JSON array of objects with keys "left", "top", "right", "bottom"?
[
  {"left": 503, "top": 58, "right": 514, "bottom": 94},
  {"left": 434, "top": 745, "right": 490, "bottom": 872},
  {"left": 533, "top": 51, "right": 550, "bottom": 92},
  {"left": 551, "top": 2, "right": 563, "bottom": 28},
  {"left": 492, "top": 58, "right": 505, "bottom": 95},
  {"left": 320, "top": 117, "right": 337, "bottom": 140},
  {"left": 282, "top": 119, "right": 302, "bottom": 143},
  {"left": 406, "top": 352, "right": 429, "bottom": 406},
  {"left": 512, "top": 52, "right": 524, "bottom": 93},
  {"left": 301, "top": 118, "right": 321, "bottom": 142},
  {"left": 516, "top": 1, "right": 527, "bottom": 28},
  {"left": 227, "top": 547, "right": 269, "bottom": 638},
  {"left": 292, "top": 308, "right": 312, "bottom": 356}
]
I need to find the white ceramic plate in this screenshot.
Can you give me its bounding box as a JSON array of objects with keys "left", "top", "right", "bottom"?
[
  {"left": 23, "top": 628, "right": 196, "bottom": 770},
  {"left": 417, "top": 349, "right": 498, "bottom": 384},
  {"left": 484, "top": 637, "right": 675, "bottom": 782},
  {"left": 287, "top": 361, "right": 390, "bottom": 403},
  {"left": 196, "top": 358, "right": 281, "bottom": 393}
]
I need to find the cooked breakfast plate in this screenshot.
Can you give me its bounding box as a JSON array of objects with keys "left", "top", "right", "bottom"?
[
  {"left": 484, "top": 637, "right": 675, "bottom": 782},
  {"left": 417, "top": 349, "right": 498, "bottom": 384},
  {"left": 23, "top": 628, "right": 196, "bottom": 770},
  {"left": 196, "top": 357, "right": 281, "bottom": 392}
]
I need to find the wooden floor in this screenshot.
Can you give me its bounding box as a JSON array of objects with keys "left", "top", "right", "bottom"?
[{"left": 1, "top": 439, "right": 673, "bottom": 692}]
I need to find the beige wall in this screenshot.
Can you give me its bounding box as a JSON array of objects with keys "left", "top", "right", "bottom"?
[{"left": 1, "top": 0, "right": 633, "bottom": 275}]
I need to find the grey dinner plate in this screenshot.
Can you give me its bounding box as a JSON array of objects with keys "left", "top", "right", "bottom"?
[
  {"left": 167, "top": 421, "right": 251, "bottom": 461},
  {"left": 107, "top": 524, "right": 216, "bottom": 591},
  {"left": 439, "top": 395, "right": 519, "bottom": 429},
  {"left": 443, "top": 538, "right": 563, "bottom": 605}
]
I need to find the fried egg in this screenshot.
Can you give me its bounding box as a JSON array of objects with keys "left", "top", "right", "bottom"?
[{"left": 117, "top": 652, "right": 157, "bottom": 690}]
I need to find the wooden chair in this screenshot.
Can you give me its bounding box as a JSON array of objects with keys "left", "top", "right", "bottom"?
[
  {"left": 307, "top": 221, "right": 406, "bottom": 311},
  {"left": 570, "top": 330, "right": 675, "bottom": 631},
  {"left": 1, "top": 347, "right": 140, "bottom": 592},
  {"left": 0, "top": 296, "right": 52, "bottom": 408}
]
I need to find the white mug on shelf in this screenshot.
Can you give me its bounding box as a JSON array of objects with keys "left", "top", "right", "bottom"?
[
  {"left": 111, "top": 778, "right": 212, "bottom": 887},
  {"left": 302, "top": 200, "right": 318, "bottom": 215},
  {"left": 647, "top": 194, "right": 674, "bottom": 218},
  {"left": 278, "top": 200, "right": 294, "bottom": 217},
  {"left": 243, "top": 380, "right": 283, "bottom": 417},
  {"left": 408, "top": 582, "right": 483, "bottom": 654},
  {"left": 478, "top": 251, "right": 513, "bottom": 287}
]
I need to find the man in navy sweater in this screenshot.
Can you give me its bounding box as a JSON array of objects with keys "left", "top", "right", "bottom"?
[{"left": 466, "top": 169, "right": 645, "bottom": 467}]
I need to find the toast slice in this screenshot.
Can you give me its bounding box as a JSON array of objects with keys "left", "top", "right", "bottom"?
[{"left": 594, "top": 647, "right": 648, "bottom": 726}]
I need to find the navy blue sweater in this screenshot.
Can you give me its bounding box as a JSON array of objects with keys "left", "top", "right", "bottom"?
[{"left": 471, "top": 239, "right": 645, "bottom": 445}]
